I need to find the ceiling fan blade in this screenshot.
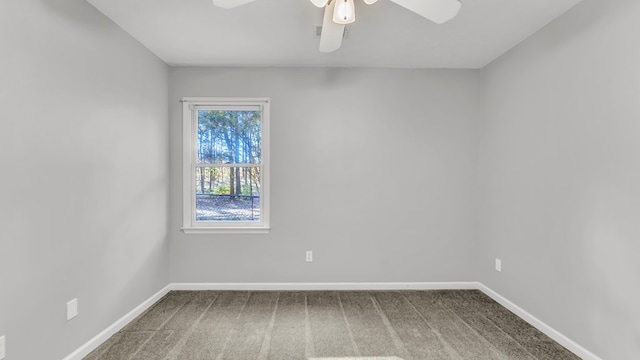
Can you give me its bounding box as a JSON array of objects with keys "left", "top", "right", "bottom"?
[
  {"left": 319, "top": 1, "right": 345, "bottom": 53},
  {"left": 310, "top": 0, "right": 329, "bottom": 7},
  {"left": 211, "top": 0, "right": 259, "bottom": 9},
  {"left": 389, "top": 0, "right": 461, "bottom": 24}
]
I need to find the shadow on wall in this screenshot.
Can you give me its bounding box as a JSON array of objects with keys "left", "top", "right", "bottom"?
[
  {"left": 533, "top": 0, "right": 605, "bottom": 51},
  {"left": 40, "top": 0, "right": 114, "bottom": 29},
  {"left": 584, "top": 187, "right": 640, "bottom": 358}
]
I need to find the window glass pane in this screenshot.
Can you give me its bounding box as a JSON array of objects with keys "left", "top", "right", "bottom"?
[
  {"left": 197, "top": 110, "right": 261, "bottom": 164},
  {"left": 195, "top": 166, "right": 260, "bottom": 222}
]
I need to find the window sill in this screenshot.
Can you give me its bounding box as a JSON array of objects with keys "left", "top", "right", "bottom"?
[{"left": 181, "top": 227, "right": 270, "bottom": 235}]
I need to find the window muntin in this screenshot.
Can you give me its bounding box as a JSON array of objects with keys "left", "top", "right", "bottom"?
[{"left": 182, "top": 98, "right": 269, "bottom": 233}]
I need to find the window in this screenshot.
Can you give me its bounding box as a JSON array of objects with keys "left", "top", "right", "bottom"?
[{"left": 182, "top": 97, "right": 270, "bottom": 234}]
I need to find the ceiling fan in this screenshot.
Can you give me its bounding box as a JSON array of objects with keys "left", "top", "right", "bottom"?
[{"left": 211, "top": 0, "right": 462, "bottom": 53}]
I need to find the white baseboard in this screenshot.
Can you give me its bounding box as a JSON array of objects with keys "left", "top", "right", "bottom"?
[
  {"left": 171, "top": 282, "right": 479, "bottom": 291},
  {"left": 63, "top": 282, "right": 601, "bottom": 360},
  {"left": 478, "top": 283, "right": 602, "bottom": 360},
  {"left": 62, "top": 284, "right": 172, "bottom": 360}
]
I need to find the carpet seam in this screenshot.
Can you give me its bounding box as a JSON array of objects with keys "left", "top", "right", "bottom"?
[
  {"left": 368, "top": 293, "right": 411, "bottom": 360},
  {"left": 479, "top": 310, "right": 540, "bottom": 360},
  {"left": 126, "top": 296, "right": 188, "bottom": 360},
  {"left": 160, "top": 292, "right": 219, "bottom": 360},
  {"left": 256, "top": 291, "right": 280, "bottom": 360},
  {"left": 215, "top": 291, "right": 251, "bottom": 360},
  {"left": 338, "top": 292, "right": 362, "bottom": 357},
  {"left": 439, "top": 292, "right": 521, "bottom": 360},
  {"left": 400, "top": 292, "right": 461, "bottom": 360},
  {"left": 304, "top": 292, "right": 317, "bottom": 358}
]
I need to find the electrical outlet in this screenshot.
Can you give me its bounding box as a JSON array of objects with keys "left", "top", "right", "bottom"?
[
  {"left": 0, "top": 335, "right": 6, "bottom": 359},
  {"left": 67, "top": 298, "right": 78, "bottom": 321},
  {"left": 495, "top": 258, "right": 502, "bottom": 272},
  {"left": 306, "top": 251, "right": 313, "bottom": 262}
]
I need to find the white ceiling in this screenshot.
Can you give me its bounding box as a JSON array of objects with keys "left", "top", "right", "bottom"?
[{"left": 87, "top": 0, "right": 583, "bottom": 69}]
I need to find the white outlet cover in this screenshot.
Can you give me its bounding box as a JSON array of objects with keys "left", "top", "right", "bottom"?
[
  {"left": 495, "top": 258, "right": 502, "bottom": 272},
  {"left": 67, "top": 298, "right": 79, "bottom": 320},
  {"left": 306, "top": 251, "right": 313, "bottom": 262},
  {"left": 0, "top": 335, "right": 6, "bottom": 359}
]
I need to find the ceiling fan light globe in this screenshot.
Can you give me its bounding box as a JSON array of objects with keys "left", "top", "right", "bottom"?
[
  {"left": 310, "top": 0, "right": 329, "bottom": 7},
  {"left": 333, "top": 0, "right": 356, "bottom": 24},
  {"left": 363, "top": 0, "right": 378, "bottom": 4}
]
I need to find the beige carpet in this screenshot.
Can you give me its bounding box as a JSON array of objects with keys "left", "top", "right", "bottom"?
[{"left": 84, "top": 290, "right": 580, "bottom": 360}]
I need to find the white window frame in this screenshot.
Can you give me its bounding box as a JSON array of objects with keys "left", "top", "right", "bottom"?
[{"left": 181, "top": 97, "right": 270, "bottom": 234}]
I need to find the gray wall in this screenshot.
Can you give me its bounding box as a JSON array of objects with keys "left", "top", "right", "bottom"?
[
  {"left": 169, "top": 67, "right": 481, "bottom": 283},
  {"left": 478, "top": 0, "right": 640, "bottom": 359},
  {"left": 0, "top": 1, "right": 169, "bottom": 359}
]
